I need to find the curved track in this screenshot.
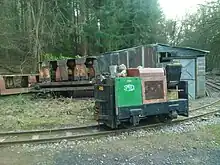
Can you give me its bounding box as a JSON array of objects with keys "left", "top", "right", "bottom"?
[
  {"left": 206, "top": 78, "right": 220, "bottom": 91},
  {"left": 1, "top": 99, "right": 220, "bottom": 146}
]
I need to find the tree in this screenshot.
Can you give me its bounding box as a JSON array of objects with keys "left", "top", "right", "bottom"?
[
  {"left": 178, "top": 0, "right": 220, "bottom": 69},
  {"left": 0, "top": 0, "right": 168, "bottom": 73}
]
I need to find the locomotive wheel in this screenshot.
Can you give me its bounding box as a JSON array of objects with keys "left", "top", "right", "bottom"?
[
  {"left": 94, "top": 103, "right": 100, "bottom": 120},
  {"left": 158, "top": 114, "right": 172, "bottom": 123}
]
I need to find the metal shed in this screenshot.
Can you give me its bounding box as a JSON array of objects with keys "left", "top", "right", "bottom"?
[
  {"left": 155, "top": 43, "right": 209, "bottom": 100},
  {"left": 96, "top": 45, "right": 157, "bottom": 73},
  {"left": 96, "top": 43, "right": 209, "bottom": 99}
]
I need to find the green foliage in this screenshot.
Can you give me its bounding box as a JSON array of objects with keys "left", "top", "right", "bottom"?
[
  {"left": 41, "top": 53, "right": 74, "bottom": 61},
  {"left": 0, "top": 0, "right": 168, "bottom": 72},
  {"left": 4, "top": 0, "right": 220, "bottom": 73},
  {"left": 94, "top": 0, "right": 167, "bottom": 51},
  {"left": 175, "top": 0, "right": 220, "bottom": 69}
]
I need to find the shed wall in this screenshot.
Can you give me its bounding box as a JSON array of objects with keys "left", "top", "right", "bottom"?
[
  {"left": 174, "top": 58, "right": 196, "bottom": 99},
  {"left": 196, "top": 56, "right": 206, "bottom": 98},
  {"left": 173, "top": 56, "right": 206, "bottom": 99},
  {"left": 144, "top": 46, "right": 157, "bottom": 67},
  {"left": 96, "top": 46, "right": 156, "bottom": 73}
]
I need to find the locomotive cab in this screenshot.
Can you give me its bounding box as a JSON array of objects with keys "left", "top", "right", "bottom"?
[{"left": 94, "top": 64, "right": 189, "bottom": 129}]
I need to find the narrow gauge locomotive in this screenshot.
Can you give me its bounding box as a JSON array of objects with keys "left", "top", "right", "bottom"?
[{"left": 94, "top": 63, "right": 189, "bottom": 129}]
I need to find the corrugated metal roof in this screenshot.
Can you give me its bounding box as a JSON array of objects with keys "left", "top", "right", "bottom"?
[
  {"left": 154, "top": 43, "right": 210, "bottom": 54},
  {"left": 100, "top": 45, "right": 143, "bottom": 55},
  {"left": 99, "top": 43, "right": 209, "bottom": 58}
]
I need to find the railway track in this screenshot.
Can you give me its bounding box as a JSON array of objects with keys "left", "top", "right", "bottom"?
[
  {"left": 1, "top": 99, "right": 220, "bottom": 146},
  {"left": 206, "top": 78, "right": 220, "bottom": 91}
]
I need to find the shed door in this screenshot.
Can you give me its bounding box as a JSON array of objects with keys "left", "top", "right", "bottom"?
[
  {"left": 175, "top": 59, "right": 196, "bottom": 99},
  {"left": 196, "top": 56, "right": 206, "bottom": 98}
]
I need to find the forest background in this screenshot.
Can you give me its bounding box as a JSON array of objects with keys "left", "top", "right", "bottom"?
[{"left": 0, "top": 0, "right": 219, "bottom": 73}]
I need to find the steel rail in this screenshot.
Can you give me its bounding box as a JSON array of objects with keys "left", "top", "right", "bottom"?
[
  {"left": 0, "top": 124, "right": 100, "bottom": 136},
  {"left": 1, "top": 98, "right": 220, "bottom": 136},
  {"left": 206, "top": 79, "right": 220, "bottom": 91},
  {"left": 0, "top": 99, "right": 220, "bottom": 146},
  {"left": 206, "top": 80, "right": 220, "bottom": 86},
  {"left": 189, "top": 99, "right": 220, "bottom": 112}
]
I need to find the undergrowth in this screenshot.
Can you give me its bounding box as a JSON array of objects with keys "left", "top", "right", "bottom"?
[{"left": 0, "top": 95, "right": 95, "bottom": 131}]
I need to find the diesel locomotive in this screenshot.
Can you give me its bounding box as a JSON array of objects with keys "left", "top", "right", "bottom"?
[{"left": 94, "top": 63, "right": 189, "bottom": 129}]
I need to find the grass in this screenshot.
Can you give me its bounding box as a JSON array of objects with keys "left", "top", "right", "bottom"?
[
  {"left": 0, "top": 94, "right": 96, "bottom": 131},
  {"left": 202, "top": 124, "right": 220, "bottom": 144},
  {"left": 0, "top": 94, "right": 218, "bottom": 132}
]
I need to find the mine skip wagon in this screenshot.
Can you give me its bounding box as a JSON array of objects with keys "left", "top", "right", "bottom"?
[
  {"left": 94, "top": 63, "right": 189, "bottom": 129},
  {"left": 31, "top": 56, "right": 97, "bottom": 97}
]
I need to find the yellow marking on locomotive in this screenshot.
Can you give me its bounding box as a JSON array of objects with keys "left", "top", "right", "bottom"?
[{"left": 98, "top": 86, "right": 104, "bottom": 91}]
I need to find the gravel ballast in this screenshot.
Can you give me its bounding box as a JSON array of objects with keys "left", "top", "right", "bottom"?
[{"left": 2, "top": 114, "right": 220, "bottom": 165}]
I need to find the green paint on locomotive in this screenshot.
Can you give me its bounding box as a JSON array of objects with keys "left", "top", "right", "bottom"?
[{"left": 115, "top": 77, "right": 142, "bottom": 107}]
